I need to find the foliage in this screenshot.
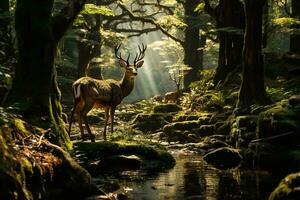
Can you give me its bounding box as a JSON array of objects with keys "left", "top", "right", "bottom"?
[
  {"left": 157, "top": 15, "right": 187, "bottom": 30},
  {"left": 82, "top": 4, "right": 113, "bottom": 16}
]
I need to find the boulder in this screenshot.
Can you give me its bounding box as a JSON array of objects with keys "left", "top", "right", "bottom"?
[
  {"left": 131, "top": 113, "right": 168, "bottom": 132},
  {"left": 203, "top": 147, "right": 242, "bottom": 169},
  {"left": 163, "top": 121, "right": 200, "bottom": 133},
  {"left": 153, "top": 103, "right": 181, "bottom": 113},
  {"left": 90, "top": 155, "right": 142, "bottom": 173}
]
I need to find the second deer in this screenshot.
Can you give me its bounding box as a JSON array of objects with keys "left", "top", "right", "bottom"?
[{"left": 68, "top": 44, "right": 147, "bottom": 141}]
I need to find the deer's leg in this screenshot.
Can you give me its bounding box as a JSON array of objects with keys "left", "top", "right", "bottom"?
[
  {"left": 110, "top": 106, "right": 116, "bottom": 133},
  {"left": 76, "top": 110, "right": 86, "bottom": 141},
  {"left": 103, "top": 107, "right": 109, "bottom": 141},
  {"left": 81, "top": 101, "right": 95, "bottom": 142}
]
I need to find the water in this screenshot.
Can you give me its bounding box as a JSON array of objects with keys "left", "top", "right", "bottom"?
[{"left": 118, "top": 153, "right": 278, "bottom": 200}]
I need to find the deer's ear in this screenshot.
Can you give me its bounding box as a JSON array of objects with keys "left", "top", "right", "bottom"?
[
  {"left": 136, "top": 60, "right": 144, "bottom": 68},
  {"left": 119, "top": 60, "right": 127, "bottom": 68}
]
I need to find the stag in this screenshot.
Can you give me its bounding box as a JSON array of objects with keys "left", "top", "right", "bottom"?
[{"left": 68, "top": 44, "right": 147, "bottom": 141}]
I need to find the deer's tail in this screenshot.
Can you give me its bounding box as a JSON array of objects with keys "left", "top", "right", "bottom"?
[{"left": 67, "top": 84, "right": 82, "bottom": 137}]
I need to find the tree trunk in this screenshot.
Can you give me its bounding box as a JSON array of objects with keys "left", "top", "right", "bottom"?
[
  {"left": 7, "top": 0, "right": 86, "bottom": 149},
  {"left": 262, "top": 1, "right": 269, "bottom": 48},
  {"left": 77, "top": 14, "right": 102, "bottom": 78},
  {"left": 0, "top": 0, "right": 13, "bottom": 63},
  {"left": 212, "top": 0, "right": 245, "bottom": 85},
  {"left": 183, "top": 0, "right": 202, "bottom": 88},
  {"left": 236, "top": 0, "right": 269, "bottom": 109},
  {"left": 290, "top": 0, "right": 300, "bottom": 54}
]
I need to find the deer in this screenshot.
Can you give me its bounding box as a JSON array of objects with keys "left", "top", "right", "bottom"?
[
  {"left": 164, "top": 91, "right": 178, "bottom": 103},
  {"left": 67, "top": 44, "right": 147, "bottom": 142}
]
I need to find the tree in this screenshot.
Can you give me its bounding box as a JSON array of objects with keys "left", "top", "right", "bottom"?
[
  {"left": 290, "top": 0, "right": 300, "bottom": 54},
  {"left": 236, "top": 0, "right": 270, "bottom": 109},
  {"left": 7, "top": 0, "right": 87, "bottom": 148},
  {"left": 204, "top": 0, "right": 245, "bottom": 86},
  {"left": 182, "top": 0, "right": 203, "bottom": 88},
  {"left": 0, "top": 0, "right": 13, "bottom": 63}
]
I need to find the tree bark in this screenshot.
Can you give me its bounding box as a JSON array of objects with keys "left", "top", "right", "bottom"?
[
  {"left": 213, "top": 0, "right": 245, "bottom": 85},
  {"left": 77, "top": 14, "right": 102, "bottom": 78},
  {"left": 0, "top": 0, "right": 13, "bottom": 63},
  {"left": 183, "top": 0, "right": 202, "bottom": 88},
  {"left": 204, "top": 0, "right": 245, "bottom": 86},
  {"left": 7, "top": 0, "right": 86, "bottom": 149},
  {"left": 290, "top": 0, "right": 300, "bottom": 54},
  {"left": 236, "top": 0, "right": 269, "bottom": 109}
]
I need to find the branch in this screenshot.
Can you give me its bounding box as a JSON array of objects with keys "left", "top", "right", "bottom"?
[
  {"left": 51, "top": 0, "right": 87, "bottom": 42},
  {"left": 135, "top": 0, "right": 174, "bottom": 15},
  {"left": 117, "top": 2, "right": 184, "bottom": 45}
]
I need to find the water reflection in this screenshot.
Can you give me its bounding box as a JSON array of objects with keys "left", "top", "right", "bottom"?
[{"left": 119, "top": 154, "right": 276, "bottom": 200}]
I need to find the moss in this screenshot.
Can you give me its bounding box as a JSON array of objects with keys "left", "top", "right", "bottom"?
[
  {"left": 269, "top": 172, "right": 300, "bottom": 200},
  {"left": 131, "top": 113, "right": 168, "bottom": 132},
  {"left": 14, "top": 118, "right": 32, "bottom": 137},
  {"left": 153, "top": 103, "right": 182, "bottom": 113},
  {"left": 163, "top": 120, "right": 201, "bottom": 133},
  {"left": 0, "top": 110, "right": 93, "bottom": 200},
  {"left": 73, "top": 141, "right": 175, "bottom": 170},
  {"left": 257, "top": 100, "right": 300, "bottom": 142}
]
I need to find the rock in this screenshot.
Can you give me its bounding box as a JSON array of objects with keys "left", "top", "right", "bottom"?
[
  {"left": 203, "top": 147, "right": 242, "bottom": 169},
  {"left": 73, "top": 141, "right": 175, "bottom": 171},
  {"left": 97, "top": 155, "right": 142, "bottom": 172},
  {"left": 131, "top": 113, "right": 168, "bottom": 132},
  {"left": 289, "top": 95, "right": 300, "bottom": 107},
  {"left": 86, "top": 109, "right": 105, "bottom": 124},
  {"left": 197, "top": 125, "right": 215, "bottom": 136},
  {"left": 269, "top": 172, "right": 300, "bottom": 200},
  {"left": 163, "top": 121, "right": 200, "bottom": 133},
  {"left": 257, "top": 101, "right": 300, "bottom": 146},
  {"left": 153, "top": 103, "right": 182, "bottom": 113},
  {"left": 235, "top": 115, "right": 258, "bottom": 131},
  {"left": 215, "top": 122, "right": 230, "bottom": 135},
  {"left": 162, "top": 130, "right": 198, "bottom": 143}
]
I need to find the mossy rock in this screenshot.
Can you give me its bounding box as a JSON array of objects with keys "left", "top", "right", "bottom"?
[
  {"left": 86, "top": 109, "right": 105, "bottom": 124},
  {"left": 161, "top": 130, "right": 199, "bottom": 143},
  {"left": 73, "top": 141, "right": 175, "bottom": 172},
  {"left": 203, "top": 147, "right": 242, "bottom": 169},
  {"left": 88, "top": 155, "right": 142, "bottom": 174},
  {"left": 197, "top": 125, "right": 215, "bottom": 136},
  {"left": 269, "top": 172, "right": 300, "bottom": 200},
  {"left": 174, "top": 114, "right": 200, "bottom": 122},
  {"left": 153, "top": 103, "right": 182, "bottom": 113},
  {"left": 163, "top": 120, "right": 201, "bottom": 134},
  {"left": 131, "top": 113, "right": 168, "bottom": 132},
  {"left": 235, "top": 115, "right": 258, "bottom": 131},
  {"left": 257, "top": 101, "right": 300, "bottom": 145}
]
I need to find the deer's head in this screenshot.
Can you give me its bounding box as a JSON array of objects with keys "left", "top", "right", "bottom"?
[{"left": 115, "top": 44, "right": 147, "bottom": 79}]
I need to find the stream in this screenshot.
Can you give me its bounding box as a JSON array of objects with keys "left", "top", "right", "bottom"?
[{"left": 116, "top": 153, "right": 279, "bottom": 200}]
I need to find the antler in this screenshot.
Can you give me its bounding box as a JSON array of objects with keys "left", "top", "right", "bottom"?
[
  {"left": 114, "top": 44, "right": 130, "bottom": 65},
  {"left": 134, "top": 43, "right": 147, "bottom": 65}
]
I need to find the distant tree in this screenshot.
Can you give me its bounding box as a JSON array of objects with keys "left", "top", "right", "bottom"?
[
  {"left": 236, "top": 0, "right": 270, "bottom": 109},
  {"left": 7, "top": 0, "right": 87, "bottom": 148},
  {"left": 204, "top": 0, "right": 245, "bottom": 86}
]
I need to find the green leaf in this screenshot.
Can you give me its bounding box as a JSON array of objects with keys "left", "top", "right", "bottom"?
[
  {"left": 194, "top": 3, "right": 205, "bottom": 13},
  {"left": 273, "top": 17, "right": 300, "bottom": 27},
  {"left": 157, "top": 15, "right": 187, "bottom": 30},
  {"left": 82, "top": 4, "right": 113, "bottom": 16}
]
